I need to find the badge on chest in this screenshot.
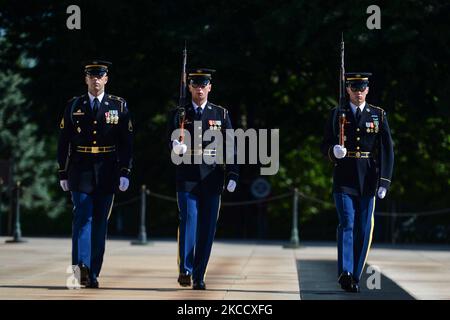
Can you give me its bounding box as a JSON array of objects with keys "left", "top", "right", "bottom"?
[
  {"left": 365, "top": 114, "right": 380, "bottom": 133},
  {"left": 208, "top": 120, "right": 221, "bottom": 130},
  {"left": 105, "top": 110, "right": 119, "bottom": 124}
]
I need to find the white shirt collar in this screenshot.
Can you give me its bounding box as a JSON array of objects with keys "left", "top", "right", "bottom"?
[
  {"left": 349, "top": 101, "right": 366, "bottom": 115},
  {"left": 192, "top": 100, "right": 207, "bottom": 111},
  {"left": 88, "top": 91, "right": 105, "bottom": 108}
]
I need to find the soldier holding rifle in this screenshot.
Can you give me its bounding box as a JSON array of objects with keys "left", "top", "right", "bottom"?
[
  {"left": 168, "top": 48, "right": 238, "bottom": 290},
  {"left": 321, "top": 37, "right": 394, "bottom": 293}
]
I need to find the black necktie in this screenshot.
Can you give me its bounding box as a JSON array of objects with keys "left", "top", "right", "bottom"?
[
  {"left": 355, "top": 107, "right": 361, "bottom": 123},
  {"left": 195, "top": 107, "right": 202, "bottom": 121},
  {"left": 93, "top": 98, "right": 100, "bottom": 117}
]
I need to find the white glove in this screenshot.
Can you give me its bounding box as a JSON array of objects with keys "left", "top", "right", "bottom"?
[
  {"left": 60, "top": 180, "right": 69, "bottom": 192},
  {"left": 377, "top": 187, "right": 387, "bottom": 199},
  {"left": 333, "top": 145, "right": 347, "bottom": 159},
  {"left": 227, "top": 180, "right": 237, "bottom": 192},
  {"left": 119, "top": 177, "right": 129, "bottom": 192},
  {"left": 172, "top": 140, "right": 187, "bottom": 155}
]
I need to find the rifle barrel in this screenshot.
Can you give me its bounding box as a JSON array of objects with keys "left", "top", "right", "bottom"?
[{"left": 179, "top": 45, "right": 187, "bottom": 107}]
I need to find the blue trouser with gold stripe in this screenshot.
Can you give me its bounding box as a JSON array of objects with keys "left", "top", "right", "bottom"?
[
  {"left": 177, "top": 191, "right": 221, "bottom": 283},
  {"left": 334, "top": 193, "right": 375, "bottom": 283},
  {"left": 71, "top": 192, "right": 114, "bottom": 280}
]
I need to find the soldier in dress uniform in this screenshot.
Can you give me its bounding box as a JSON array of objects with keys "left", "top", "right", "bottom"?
[
  {"left": 57, "top": 60, "right": 133, "bottom": 288},
  {"left": 168, "top": 68, "right": 239, "bottom": 290},
  {"left": 321, "top": 72, "right": 394, "bottom": 292}
]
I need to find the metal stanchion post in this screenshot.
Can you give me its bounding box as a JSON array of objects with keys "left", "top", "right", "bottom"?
[
  {"left": 284, "top": 188, "right": 301, "bottom": 248},
  {"left": 131, "top": 184, "right": 149, "bottom": 245},
  {"left": 6, "top": 181, "right": 27, "bottom": 243}
]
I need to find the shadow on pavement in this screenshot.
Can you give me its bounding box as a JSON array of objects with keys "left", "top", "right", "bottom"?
[{"left": 296, "top": 260, "right": 415, "bottom": 300}]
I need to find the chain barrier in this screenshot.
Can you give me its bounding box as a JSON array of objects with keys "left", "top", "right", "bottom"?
[
  {"left": 91, "top": 187, "right": 450, "bottom": 217},
  {"left": 112, "top": 196, "right": 141, "bottom": 208}
]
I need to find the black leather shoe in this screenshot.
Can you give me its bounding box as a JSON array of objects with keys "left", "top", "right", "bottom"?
[
  {"left": 78, "top": 264, "right": 90, "bottom": 286},
  {"left": 350, "top": 282, "right": 360, "bottom": 293},
  {"left": 86, "top": 278, "right": 99, "bottom": 289},
  {"left": 193, "top": 281, "right": 206, "bottom": 290},
  {"left": 178, "top": 273, "right": 192, "bottom": 287},
  {"left": 338, "top": 271, "right": 354, "bottom": 292}
]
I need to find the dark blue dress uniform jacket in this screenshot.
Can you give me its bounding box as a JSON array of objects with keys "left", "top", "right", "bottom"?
[
  {"left": 321, "top": 103, "right": 394, "bottom": 197},
  {"left": 57, "top": 94, "right": 133, "bottom": 194},
  {"left": 168, "top": 102, "right": 239, "bottom": 195}
]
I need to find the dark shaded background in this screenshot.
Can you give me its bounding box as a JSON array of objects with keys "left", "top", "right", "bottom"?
[{"left": 0, "top": 0, "right": 449, "bottom": 243}]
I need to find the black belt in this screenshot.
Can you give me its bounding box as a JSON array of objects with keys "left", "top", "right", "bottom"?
[{"left": 75, "top": 146, "right": 116, "bottom": 154}]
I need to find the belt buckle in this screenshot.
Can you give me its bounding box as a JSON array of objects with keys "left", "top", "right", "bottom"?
[
  {"left": 204, "top": 149, "right": 216, "bottom": 156},
  {"left": 91, "top": 146, "right": 99, "bottom": 154},
  {"left": 355, "top": 151, "right": 361, "bottom": 158}
]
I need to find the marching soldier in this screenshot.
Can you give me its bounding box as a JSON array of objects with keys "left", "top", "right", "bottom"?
[
  {"left": 168, "top": 68, "right": 239, "bottom": 290},
  {"left": 321, "top": 72, "right": 394, "bottom": 292},
  {"left": 57, "top": 60, "right": 133, "bottom": 288}
]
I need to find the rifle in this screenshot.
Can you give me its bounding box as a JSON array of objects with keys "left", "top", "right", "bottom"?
[
  {"left": 338, "top": 33, "right": 346, "bottom": 147},
  {"left": 178, "top": 43, "right": 187, "bottom": 142}
]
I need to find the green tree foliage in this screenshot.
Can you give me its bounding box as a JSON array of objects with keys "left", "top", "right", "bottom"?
[{"left": 0, "top": 68, "right": 65, "bottom": 218}]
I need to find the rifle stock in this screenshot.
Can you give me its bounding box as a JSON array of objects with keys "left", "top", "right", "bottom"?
[{"left": 339, "top": 113, "right": 346, "bottom": 146}]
